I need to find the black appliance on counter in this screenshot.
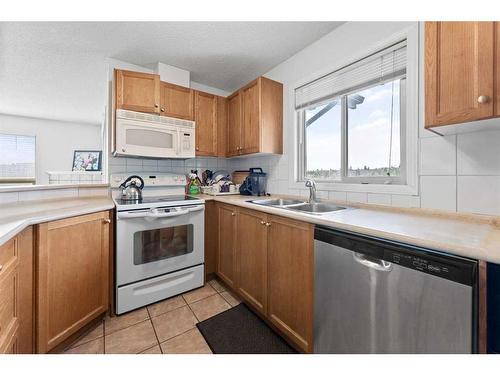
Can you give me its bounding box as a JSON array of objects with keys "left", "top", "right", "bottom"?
[{"left": 239, "top": 167, "right": 267, "bottom": 196}]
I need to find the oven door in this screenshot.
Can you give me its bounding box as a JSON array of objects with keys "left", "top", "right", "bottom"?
[
  {"left": 115, "top": 118, "right": 179, "bottom": 158},
  {"left": 116, "top": 204, "right": 204, "bottom": 286}
]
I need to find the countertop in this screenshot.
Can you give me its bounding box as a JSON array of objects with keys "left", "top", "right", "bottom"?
[
  {"left": 0, "top": 196, "right": 114, "bottom": 246},
  {"left": 199, "top": 194, "right": 500, "bottom": 264}
]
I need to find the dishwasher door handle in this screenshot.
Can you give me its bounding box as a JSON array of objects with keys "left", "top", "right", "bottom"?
[{"left": 353, "top": 252, "right": 392, "bottom": 272}]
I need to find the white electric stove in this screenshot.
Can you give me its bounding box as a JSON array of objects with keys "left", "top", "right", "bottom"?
[{"left": 111, "top": 173, "right": 205, "bottom": 314}]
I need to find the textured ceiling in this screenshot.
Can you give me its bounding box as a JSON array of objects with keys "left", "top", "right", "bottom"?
[{"left": 0, "top": 22, "right": 343, "bottom": 124}]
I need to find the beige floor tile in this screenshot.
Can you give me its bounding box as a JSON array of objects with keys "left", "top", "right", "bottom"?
[
  {"left": 151, "top": 305, "right": 198, "bottom": 342},
  {"left": 104, "top": 308, "right": 149, "bottom": 335},
  {"left": 65, "top": 337, "right": 104, "bottom": 354},
  {"left": 189, "top": 294, "right": 230, "bottom": 322},
  {"left": 105, "top": 320, "right": 158, "bottom": 354},
  {"left": 182, "top": 284, "right": 217, "bottom": 304},
  {"left": 70, "top": 321, "right": 104, "bottom": 349},
  {"left": 220, "top": 290, "right": 242, "bottom": 307},
  {"left": 140, "top": 345, "right": 162, "bottom": 354},
  {"left": 147, "top": 295, "right": 186, "bottom": 318},
  {"left": 160, "top": 328, "right": 212, "bottom": 354},
  {"left": 208, "top": 279, "right": 226, "bottom": 293}
]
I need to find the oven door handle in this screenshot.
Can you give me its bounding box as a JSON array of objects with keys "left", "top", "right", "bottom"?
[
  {"left": 146, "top": 208, "right": 190, "bottom": 219},
  {"left": 187, "top": 205, "right": 204, "bottom": 213}
]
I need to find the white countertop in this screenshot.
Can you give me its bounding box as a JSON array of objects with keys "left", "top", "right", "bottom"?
[
  {"left": 0, "top": 196, "right": 114, "bottom": 246},
  {"left": 200, "top": 194, "right": 500, "bottom": 264}
]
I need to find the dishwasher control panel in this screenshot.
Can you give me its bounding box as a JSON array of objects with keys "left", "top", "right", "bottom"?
[{"left": 385, "top": 249, "right": 474, "bottom": 286}]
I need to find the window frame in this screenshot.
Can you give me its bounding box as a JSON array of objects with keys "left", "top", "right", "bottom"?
[{"left": 298, "top": 75, "right": 407, "bottom": 185}]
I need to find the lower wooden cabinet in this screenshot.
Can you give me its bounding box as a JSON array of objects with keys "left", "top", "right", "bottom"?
[
  {"left": 214, "top": 204, "right": 314, "bottom": 353},
  {"left": 267, "top": 215, "right": 314, "bottom": 353},
  {"left": 235, "top": 208, "right": 268, "bottom": 315},
  {"left": 0, "top": 227, "right": 33, "bottom": 354},
  {"left": 36, "top": 211, "right": 110, "bottom": 353},
  {"left": 217, "top": 204, "right": 237, "bottom": 288}
]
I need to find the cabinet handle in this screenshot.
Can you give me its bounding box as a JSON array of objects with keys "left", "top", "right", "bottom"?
[
  {"left": 154, "top": 104, "right": 159, "bottom": 108},
  {"left": 196, "top": 147, "right": 199, "bottom": 151},
  {"left": 0, "top": 264, "right": 3, "bottom": 272},
  {"left": 103, "top": 219, "right": 111, "bottom": 224},
  {"left": 161, "top": 108, "right": 165, "bottom": 112},
  {"left": 477, "top": 95, "right": 490, "bottom": 104},
  {"left": 265, "top": 222, "right": 271, "bottom": 227},
  {"left": 231, "top": 212, "right": 236, "bottom": 216},
  {"left": 260, "top": 220, "right": 266, "bottom": 225}
]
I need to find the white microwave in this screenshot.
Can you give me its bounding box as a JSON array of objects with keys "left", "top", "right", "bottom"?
[{"left": 114, "top": 109, "right": 195, "bottom": 159}]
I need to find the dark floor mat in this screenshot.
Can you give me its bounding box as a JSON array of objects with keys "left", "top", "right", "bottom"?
[{"left": 196, "top": 303, "right": 297, "bottom": 354}]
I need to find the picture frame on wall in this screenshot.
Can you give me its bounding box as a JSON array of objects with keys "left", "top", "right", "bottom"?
[{"left": 72, "top": 150, "right": 102, "bottom": 171}]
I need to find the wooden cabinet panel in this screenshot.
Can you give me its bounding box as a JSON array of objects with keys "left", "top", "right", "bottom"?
[
  {"left": 115, "top": 69, "right": 160, "bottom": 114},
  {"left": 216, "top": 96, "right": 228, "bottom": 157},
  {"left": 160, "top": 82, "right": 194, "bottom": 120},
  {"left": 495, "top": 23, "right": 500, "bottom": 117},
  {"left": 217, "top": 205, "right": 237, "bottom": 288},
  {"left": 235, "top": 209, "right": 268, "bottom": 315},
  {"left": 425, "top": 22, "right": 495, "bottom": 128},
  {"left": 195, "top": 91, "right": 217, "bottom": 156},
  {"left": 0, "top": 227, "right": 33, "bottom": 354},
  {"left": 241, "top": 80, "right": 260, "bottom": 154},
  {"left": 267, "top": 215, "right": 314, "bottom": 353},
  {"left": 36, "top": 211, "right": 110, "bottom": 353},
  {"left": 227, "top": 92, "right": 242, "bottom": 157}
]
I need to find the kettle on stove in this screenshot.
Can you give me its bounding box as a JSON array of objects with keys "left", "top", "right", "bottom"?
[{"left": 119, "top": 175, "right": 145, "bottom": 201}]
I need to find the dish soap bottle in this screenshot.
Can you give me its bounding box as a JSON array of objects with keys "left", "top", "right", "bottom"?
[{"left": 187, "top": 171, "right": 201, "bottom": 195}]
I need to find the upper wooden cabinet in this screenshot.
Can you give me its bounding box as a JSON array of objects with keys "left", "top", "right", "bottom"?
[
  {"left": 195, "top": 91, "right": 217, "bottom": 156},
  {"left": 0, "top": 227, "right": 33, "bottom": 354},
  {"left": 425, "top": 22, "right": 497, "bottom": 129},
  {"left": 36, "top": 211, "right": 110, "bottom": 353},
  {"left": 160, "top": 82, "right": 194, "bottom": 120},
  {"left": 115, "top": 69, "right": 160, "bottom": 114},
  {"left": 216, "top": 96, "right": 228, "bottom": 157},
  {"left": 227, "top": 77, "right": 283, "bottom": 157}
]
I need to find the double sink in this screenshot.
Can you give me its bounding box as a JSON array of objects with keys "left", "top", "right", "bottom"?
[{"left": 248, "top": 198, "right": 347, "bottom": 215}]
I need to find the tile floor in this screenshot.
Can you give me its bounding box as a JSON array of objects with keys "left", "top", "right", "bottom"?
[{"left": 64, "top": 279, "right": 242, "bottom": 354}]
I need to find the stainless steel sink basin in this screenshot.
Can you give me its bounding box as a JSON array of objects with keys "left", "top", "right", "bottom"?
[
  {"left": 249, "top": 198, "right": 306, "bottom": 207},
  {"left": 287, "top": 203, "right": 347, "bottom": 214}
]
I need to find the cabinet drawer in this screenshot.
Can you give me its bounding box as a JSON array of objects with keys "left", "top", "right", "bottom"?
[
  {"left": 0, "top": 265, "right": 18, "bottom": 345},
  {"left": 0, "top": 237, "right": 18, "bottom": 277}
]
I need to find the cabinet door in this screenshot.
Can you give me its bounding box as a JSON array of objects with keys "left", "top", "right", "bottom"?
[
  {"left": 195, "top": 91, "right": 217, "bottom": 156},
  {"left": 216, "top": 96, "right": 228, "bottom": 157},
  {"left": 235, "top": 209, "right": 268, "bottom": 315},
  {"left": 36, "top": 211, "right": 110, "bottom": 353},
  {"left": 160, "top": 82, "right": 194, "bottom": 120},
  {"left": 267, "top": 215, "right": 314, "bottom": 353},
  {"left": 115, "top": 69, "right": 160, "bottom": 114},
  {"left": 495, "top": 22, "right": 500, "bottom": 117},
  {"left": 217, "top": 204, "right": 237, "bottom": 288},
  {"left": 0, "top": 227, "right": 33, "bottom": 354},
  {"left": 425, "top": 22, "right": 494, "bottom": 128},
  {"left": 227, "top": 92, "right": 242, "bottom": 156},
  {"left": 241, "top": 79, "right": 260, "bottom": 154},
  {"left": 204, "top": 201, "right": 218, "bottom": 279}
]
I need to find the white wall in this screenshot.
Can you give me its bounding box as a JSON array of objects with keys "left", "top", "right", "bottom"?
[
  {"left": 232, "top": 22, "right": 500, "bottom": 216},
  {"left": 0, "top": 114, "right": 102, "bottom": 185}
]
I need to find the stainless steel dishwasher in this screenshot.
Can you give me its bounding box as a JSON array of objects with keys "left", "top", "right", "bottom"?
[{"left": 314, "top": 226, "right": 478, "bottom": 354}]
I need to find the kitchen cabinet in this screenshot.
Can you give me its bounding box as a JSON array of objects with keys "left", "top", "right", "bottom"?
[
  {"left": 115, "top": 69, "right": 160, "bottom": 114},
  {"left": 214, "top": 204, "right": 313, "bottom": 352},
  {"left": 195, "top": 91, "right": 217, "bottom": 156},
  {"left": 0, "top": 227, "right": 33, "bottom": 354},
  {"left": 425, "top": 22, "right": 496, "bottom": 129},
  {"left": 235, "top": 208, "right": 268, "bottom": 315},
  {"left": 216, "top": 204, "right": 237, "bottom": 288},
  {"left": 204, "top": 201, "right": 218, "bottom": 279},
  {"left": 227, "top": 77, "right": 283, "bottom": 156},
  {"left": 36, "top": 211, "right": 110, "bottom": 353},
  {"left": 216, "top": 96, "right": 228, "bottom": 157},
  {"left": 267, "top": 215, "right": 314, "bottom": 353},
  {"left": 160, "top": 82, "right": 194, "bottom": 120},
  {"left": 227, "top": 91, "right": 242, "bottom": 157}
]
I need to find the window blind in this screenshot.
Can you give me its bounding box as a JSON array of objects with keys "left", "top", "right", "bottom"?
[
  {"left": 295, "top": 40, "right": 407, "bottom": 110},
  {"left": 0, "top": 133, "right": 36, "bottom": 178}
]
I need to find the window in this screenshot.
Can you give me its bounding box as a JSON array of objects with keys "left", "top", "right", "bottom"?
[
  {"left": 0, "top": 133, "right": 36, "bottom": 183},
  {"left": 297, "top": 40, "right": 407, "bottom": 185}
]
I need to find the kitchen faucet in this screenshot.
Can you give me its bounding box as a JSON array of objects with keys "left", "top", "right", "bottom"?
[{"left": 305, "top": 179, "right": 317, "bottom": 204}]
